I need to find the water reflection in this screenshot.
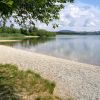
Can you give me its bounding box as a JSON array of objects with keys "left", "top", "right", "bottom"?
[
  {"left": 0, "top": 35, "right": 100, "bottom": 66},
  {"left": 0, "top": 37, "right": 55, "bottom": 47}
]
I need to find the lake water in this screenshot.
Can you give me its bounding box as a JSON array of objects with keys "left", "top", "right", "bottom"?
[{"left": 1, "top": 35, "right": 100, "bottom": 66}]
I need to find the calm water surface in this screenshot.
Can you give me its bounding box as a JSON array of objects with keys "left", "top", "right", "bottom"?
[{"left": 1, "top": 35, "right": 100, "bottom": 66}]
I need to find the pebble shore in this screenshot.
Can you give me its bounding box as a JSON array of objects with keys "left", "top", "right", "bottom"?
[{"left": 0, "top": 45, "right": 100, "bottom": 100}]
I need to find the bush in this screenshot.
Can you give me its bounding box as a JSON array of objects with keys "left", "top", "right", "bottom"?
[
  {"left": 0, "top": 27, "right": 20, "bottom": 34},
  {"left": 31, "top": 29, "right": 56, "bottom": 37},
  {"left": 20, "top": 28, "right": 28, "bottom": 35}
]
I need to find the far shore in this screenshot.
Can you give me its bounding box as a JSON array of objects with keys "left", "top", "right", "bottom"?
[
  {"left": 0, "top": 45, "right": 100, "bottom": 100},
  {"left": 0, "top": 36, "right": 39, "bottom": 42},
  {"left": 0, "top": 40, "right": 21, "bottom": 42}
]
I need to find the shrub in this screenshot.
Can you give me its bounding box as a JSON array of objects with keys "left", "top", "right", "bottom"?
[
  {"left": 20, "top": 28, "right": 28, "bottom": 35},
  {"left": 31, "top": 29, "right": 56, "bottom": 37}
]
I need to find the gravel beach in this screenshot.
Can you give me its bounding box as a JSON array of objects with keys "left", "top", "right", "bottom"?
[{"left": 0, "top": 45, "right": 100, "bottom": 100}]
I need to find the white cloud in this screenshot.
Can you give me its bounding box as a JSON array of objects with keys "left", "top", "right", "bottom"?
[
  {"left": 35, "top": 2, "right": 100, "bottom": 32},
  {"left": 6, "top": 2, "right": 100, "bottom": 32}
]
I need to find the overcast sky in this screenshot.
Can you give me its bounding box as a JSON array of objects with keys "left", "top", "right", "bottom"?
[{"left": 35, "top": 0, "right": 100, "bottom": 32}]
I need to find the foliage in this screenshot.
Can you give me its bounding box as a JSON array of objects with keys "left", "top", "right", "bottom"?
[
  {"left": 0, "top": 26, "right": 56, "bottom": 37},
  {"left": 0, "top": 27, "right": 20, "bottom": 33},
  {"left": 0, "top": 0, "right": 74, "bottom": 28},
  {"left": 0, "top": 64, "right": 63, "bottom": 100},
  {"left": 20, "top": 28, "right": 28, "bottom": 35},
  {"left": 20, "top": 28, "right": 57, "bottom": 37},
  {"left": 35, "top": 29, "right": 56, "bottom": 37},
  {"left": 0, "top": 27, "right": 24, "bottom": 37}
]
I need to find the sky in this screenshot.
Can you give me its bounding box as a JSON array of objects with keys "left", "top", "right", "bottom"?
[
  {"left": 35, "top": 0, "right": 100, "bottom": 32},
  {"left": 77, "top": 0, "right": 100, "bottom": 7}
]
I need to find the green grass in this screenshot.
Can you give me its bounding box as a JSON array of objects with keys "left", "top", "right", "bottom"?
[
  {"left": 0, "top": 37, "right": 24, "bottom": 40},
  {"left": 0, "top": 64, "right": 62, "bottom": 100},
  {"left": 0, "top": 36, "right": 32, "bottom": 41},
  {"left": 0, "top": 33, "right": 25, "bottom": 37},
  {"left": 0, "top": 32, "right": 25, "bottom": 40}
]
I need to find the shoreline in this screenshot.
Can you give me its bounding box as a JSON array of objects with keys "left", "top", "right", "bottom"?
[
  {"left": 0, "top": 45, "right": 100, "bottom": 99},
  {"left": 0, "top": 36, "right": 39, "bottom": 42},
  {"left": 0, "top": 40, "right": 21, "bottom": 42}
]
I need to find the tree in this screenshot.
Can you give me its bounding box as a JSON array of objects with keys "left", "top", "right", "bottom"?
[{"left": 0, "top": 0, "right": 74, "bottom": 28}]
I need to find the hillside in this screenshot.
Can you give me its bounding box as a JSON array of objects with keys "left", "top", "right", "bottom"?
[{"left": 58, "top": 30, "right": 100, "bottom": 35}]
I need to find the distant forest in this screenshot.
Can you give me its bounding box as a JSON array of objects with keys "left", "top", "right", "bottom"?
[{"left": 58, "top": 30, "right": 100, "bottom": 35}]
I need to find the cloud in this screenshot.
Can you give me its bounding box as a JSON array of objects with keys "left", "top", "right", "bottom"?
[{"left": 35, "top": 2, "right": 100, "bottom": 32}]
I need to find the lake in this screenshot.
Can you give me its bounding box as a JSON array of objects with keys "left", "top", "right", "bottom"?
[{"left": 1, "top": 35, "right": 100, "bottom": 66}]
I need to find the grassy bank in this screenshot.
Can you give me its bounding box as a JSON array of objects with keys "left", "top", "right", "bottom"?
[
  {"left": 0, "top": 64, "right": 61, "bottom": 100},
  {"left": 0, "top": 27, "right": 56, "bottom": 38},
  {"left": 0, "top": 37, "right": 26, "bottom": 41}
]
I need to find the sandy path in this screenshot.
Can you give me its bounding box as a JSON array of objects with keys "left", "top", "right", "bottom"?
[{"left": 0, "top": 45, "right": 100, "bottom": 100}]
